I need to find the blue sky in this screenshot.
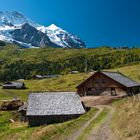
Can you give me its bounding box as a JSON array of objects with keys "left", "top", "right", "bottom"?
[{"left": 0, "top": 0, "right": 140, "bottom": 48}]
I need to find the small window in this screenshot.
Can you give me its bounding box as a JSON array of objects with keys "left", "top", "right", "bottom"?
[
  {"left": 88, "top": 88, "right": 92, "bottom": 91},
  {"left": 102, "top": 80, "right": 105, "bottom": 84},
  {"left": 111, "top": 88, "right": 117, "bottom": 96},
  {"left": 95, "top": 80, "right": 98, "bottom": 84}
]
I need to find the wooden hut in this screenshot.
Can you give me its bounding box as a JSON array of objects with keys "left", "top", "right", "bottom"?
[
  {"left": 76, "top": 71, "right": 140, "bottom": 96},
  {"left": 26, "top": 92, "right": 85, "bottom": 126},
  {"left": 69, "top": 71, "right": 79, "bottom": 74},
  {"left": 32, "top": 75, "right": 59, "bottom": 80},
  {"left": 2, "top": 81, "right": 26, "bottom": 89}
]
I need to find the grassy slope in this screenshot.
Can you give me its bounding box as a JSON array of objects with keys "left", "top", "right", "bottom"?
[
  {"left": 111, "top": 97, "right": 140, "bottom": 140},
  {"left": 1, "top": 44, "right": 140, "bottom": 82},
  {"left": 0, "top": 73, "right": 90, "bottom": 101},
  {"left": 109, "top": 64, "right": 140, "bottom": 82},
  {"left": 109, "top": 65, "right": 140, "bottom": 139},
  {"left": 0, "top": 108, "right": 98, "bottom": 140},
  {"left": 1, "top": 44, "right": 140, "bottom": 65},
  {"left": 0, "top": 64, "right": 140, "bottom": 139},
  {"left": 1, "top": 63, "right": 140, "bottom": 101},
  {"left": 0, "top": 44, "right": 114, "bottom": 62},
  {"left": 109, "top": 65, "right": 140, "bottom": 140}
]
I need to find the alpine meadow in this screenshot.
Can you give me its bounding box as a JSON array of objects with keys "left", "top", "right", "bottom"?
[
  {"left": 0, "top": 42, "right": 140, "bottom": 82},
  {"left": 0, "top": 1, "right": 140, "bottom": 140}
]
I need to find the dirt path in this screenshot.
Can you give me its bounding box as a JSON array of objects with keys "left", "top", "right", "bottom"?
[
  {"left": 87, "top": 105, "right": 117, "bottom": 140},
  {"left": 66, "top": 107, "right": 103, "bottom": 140},
  {"left": 66, "top": 105, "right": 117, "bottom": 140}
]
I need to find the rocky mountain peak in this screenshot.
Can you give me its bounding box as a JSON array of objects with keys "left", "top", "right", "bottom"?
[{"left": 0, "top": 11, "right": 86, "bottom": 48}]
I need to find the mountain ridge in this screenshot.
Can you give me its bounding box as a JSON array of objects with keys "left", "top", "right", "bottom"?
[{"left": 0, "top": 11, "right": 86, "bottom": 48}]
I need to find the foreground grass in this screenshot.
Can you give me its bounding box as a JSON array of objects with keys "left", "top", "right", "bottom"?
[
  {"left": 77, "top": 108, "right": 109, "bottom": 140},
  {"left": 0, "top": 111, "right": 34, "bottom": 140},
  {"left": 39, "top": 108, "right": 98, "bottom": 140},
  {"left": 111, "top": 95, "right": 140, "bottom": 140},
  {"left": 0, "top": 108, "right": 98, "bottom": 140}
]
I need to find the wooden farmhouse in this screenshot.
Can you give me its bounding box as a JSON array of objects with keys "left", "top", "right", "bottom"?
[
  {"left": 76, "top": 71, "right": 140, "bottom": 96},
  {"left": 26, "top": 92, "right": 85, "bottom": 126}
]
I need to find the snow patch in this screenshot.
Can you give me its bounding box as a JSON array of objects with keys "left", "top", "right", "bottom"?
[{"left": 47, "top": 24, "right": 60, "bottom": 31}]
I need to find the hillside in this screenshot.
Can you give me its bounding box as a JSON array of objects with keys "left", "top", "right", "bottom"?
[
  {"left": 0, "top": 65, "right": 140, "bottom": 139},
  {"left": 0, "top": 58, "right": 140, "bottom": 101},
  {"left": 0, "top": 73, "right": 90, "bottom": 101},
  {"left": 111, "top": 97, "right": 140, "bottom": 140},
  {"left": 0, "top": 43, "right": 140, "bottom": 82}
]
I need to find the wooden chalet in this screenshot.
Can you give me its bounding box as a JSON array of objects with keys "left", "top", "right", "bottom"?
[
  {"left": 26, "top": 92, "right": 85, "bottom": 126},
  {"left": 76, "top": 71, "right": 140, "bottom": 96}
]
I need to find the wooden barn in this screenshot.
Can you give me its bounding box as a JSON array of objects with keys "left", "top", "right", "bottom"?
[
  {"left": 76, "top": 71, "right": 140, "bottom": 96},
  {"left": 26, "top": 92, "right": 85, "bottom": 126}
]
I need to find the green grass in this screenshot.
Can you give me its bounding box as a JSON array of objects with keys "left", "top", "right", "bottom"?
[
  {"left": 0, "top": 108, "right": 98, "bottom": 140},
  {"left": 1, "top": 63, "right": 140, "bottom": 101},
  {"left": 77, "top": 108, "right": 109, "bottom": 140},
  {"left": 109, "top": 64, "right": 140, "bottom": 82},
  {"left": 0, "top": 111, "right": 35, "bottom": 140},
  {"left": 1, "top": 44, "right": 140, "bottom": 82},
  {"left": 0, "top": 64, "right": 140, "bottom": 139},
  {"left": 0, "top": 45, "right": 115, "bottom": 62},
  {"left": 0, "top": 73, "right": 90, "bottom": 101},
  {"left": 111, "top": 96, "right": 140, "bottom": 140},
  {"left": 39, "top": 108, "right": 98, "bottom": 140}
]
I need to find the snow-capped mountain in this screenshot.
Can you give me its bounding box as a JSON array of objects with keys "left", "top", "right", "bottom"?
[
  {"left": 0, "top": 11, "right": 38, "bottom": 27},
  {"left": 0, "top": 11, "right": 86, "bottom": 48}
]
